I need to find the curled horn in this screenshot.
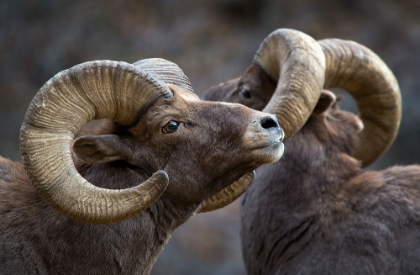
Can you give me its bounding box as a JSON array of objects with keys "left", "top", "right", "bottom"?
[
  {"left": 320, "top": 39, "right": 402, "bottom": 167},
  {"left": 20, "top": 60, "right": 190, "bottom": 224},
  {"left": 254, "top": 28, "right": 326, "bottom": 141},
  {"left": 198, "top": 171, "right": 254, "bottom": 213},
  {"left": 197, "top": 29, "right": 326, "bottom": 210}
]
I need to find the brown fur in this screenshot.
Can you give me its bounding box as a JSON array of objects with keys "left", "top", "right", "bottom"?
[
  {"left": 0, "top": 86, "right": 282, "bottom": 274},
  {"left": 202, "top": 72, "right": 420, "bottom": 275}
]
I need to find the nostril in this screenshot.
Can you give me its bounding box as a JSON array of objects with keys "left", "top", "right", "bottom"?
[
  {"left": 260, "top": 116, "right": 279, "bottom": 130},
  {"left": 279, "top": 127, "right": 285, "bottom": 141}
]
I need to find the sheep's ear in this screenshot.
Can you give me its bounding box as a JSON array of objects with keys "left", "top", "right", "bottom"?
[
  {"left": 73, "top": 135, "right": 131, "bottom": 164},
  {"left": 313, "top": 90, "right": 336, "bottom": 114}
]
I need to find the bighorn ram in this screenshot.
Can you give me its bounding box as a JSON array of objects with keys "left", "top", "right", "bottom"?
[
  {"left": 202, "top": 29, "right": 419, "bottom": 274},
  {"left": 0, "top": 58, "right": 285, "bottom": 274}
]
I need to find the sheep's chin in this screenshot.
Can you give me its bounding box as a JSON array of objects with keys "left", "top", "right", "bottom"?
[{"left": 252, "top": 141, "right": 284, "bottom": 164}]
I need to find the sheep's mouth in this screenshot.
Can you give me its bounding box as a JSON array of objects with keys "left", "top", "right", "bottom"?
[
  {"left": 251, "top": 139, "right": 284, "bottom": 163},
  {"left": 252, "top": 139, "right": 282, "bottom": 150},
  {"left": 243, "top": 123, "right": 284, "bottom": 162}
]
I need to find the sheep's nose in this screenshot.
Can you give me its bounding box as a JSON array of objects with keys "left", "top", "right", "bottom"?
[
  {"left": 260, "top": 115, "right": 279, "bottom": 129},
  {"left": 260, "top": 116, "right": 284, "bottom": 141}
]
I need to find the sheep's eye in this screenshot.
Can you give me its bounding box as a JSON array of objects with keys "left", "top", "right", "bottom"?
[
  {"left": 162, "top": 120, "right": 180, "bottom": 134},
  {"left": 238, "top": 87, "right": 252, "bottom": 99}
]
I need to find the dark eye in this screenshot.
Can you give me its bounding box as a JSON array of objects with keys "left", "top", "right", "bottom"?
[
  {"left": 162, "top": 120, "right": 180, "bottom": 134},
  {"left": 238, "top": 87, "right": 252, "bottom": 99}
]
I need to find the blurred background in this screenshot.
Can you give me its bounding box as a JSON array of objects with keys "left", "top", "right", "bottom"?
[{"left": 1, "top": 0, "right": 419, "bottom": 274}]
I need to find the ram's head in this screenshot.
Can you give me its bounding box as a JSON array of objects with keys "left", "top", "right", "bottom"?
[
  {"left": 202, "top": 29, "right": 401, "bottom": 167},
  {"left": 20, "top": 59, "right": 284, "bottom": 224}
]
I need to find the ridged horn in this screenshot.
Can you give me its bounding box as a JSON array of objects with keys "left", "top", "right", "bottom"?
[
  {"left": 198, "top": 171, "right": 255, "bottom": 213},
  {"left": 19, "top": 60, "right": 187, "bottom": 224},
  {"left": 319, "top": 39, "right": 402, "bottom": 167},
  {"left": 254, "top": 28, "right": 326, "bottom": 141}
]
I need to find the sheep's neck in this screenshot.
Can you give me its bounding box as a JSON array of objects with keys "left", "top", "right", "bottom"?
[
  {"left": 67, "top": 162, "right": 200, "bottom": 274},
  {"left": 244, "top": 133, "right": 361, "bottom": 273},
  {"left": 276, "top": 135, "right": 360, "bottom": 207}
]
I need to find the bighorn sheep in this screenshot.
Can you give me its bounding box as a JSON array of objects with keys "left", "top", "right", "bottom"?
[
  {"left": 201, "top": 29, "right": 419, "bottom": 274},
  {"left": 0, "top": 58, "right": 285, "bottom": 274}
]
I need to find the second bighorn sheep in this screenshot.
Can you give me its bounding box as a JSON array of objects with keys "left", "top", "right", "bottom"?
[
  {"left": 0, "top": 59, "right": 284, "bottom": 274},
  {"left": 202, "top": 29, "right": 420, "bottom": 274}
]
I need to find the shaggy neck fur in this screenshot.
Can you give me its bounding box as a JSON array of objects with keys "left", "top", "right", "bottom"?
[{"left": 0, "top": 158, "right": 199, "bottom": 275}]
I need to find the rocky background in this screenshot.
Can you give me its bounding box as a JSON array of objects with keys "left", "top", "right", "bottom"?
[{"left": 1, "top": 0, "right": 419, "bottom": 274}]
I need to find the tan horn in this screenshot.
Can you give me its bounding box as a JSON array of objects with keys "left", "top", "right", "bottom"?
[
  {"left": 198, "top": 171, "right": 254, "bottom": 213},
  {"left": 319, "top": 39, "right": 402, "bottom": 167},
  {"left": 20, "top": 60, "right": 186, "bottom": 224},
  {"left": 198, "top": 29, "right": 326, "bottom": 208},
  {"left": 133, "top": 58, "right": 194, "bottom": 93},
  {"left": 254, "top": 28, "right": 326, "bottom": 141}
]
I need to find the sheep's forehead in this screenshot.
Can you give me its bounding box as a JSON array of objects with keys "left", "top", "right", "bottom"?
[
  {"left": 167, "top": 84, "right": 253, "bottom": 114},
  {"left": 139, "top": 84, "right": 201, "bottom": 124},
  {"left": 167, "top": 84, "right": 199, "bottom": 102},
  {"left": 155, "top": 84, "right": 255, "bottom": 127}
]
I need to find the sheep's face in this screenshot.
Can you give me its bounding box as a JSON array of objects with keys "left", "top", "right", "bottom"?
[
  {"left": 202, "top": 65, "right": 276, "bottom": 112},
  {"left": 73, "top": 84, "right": 284, "bottom": 204}
]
